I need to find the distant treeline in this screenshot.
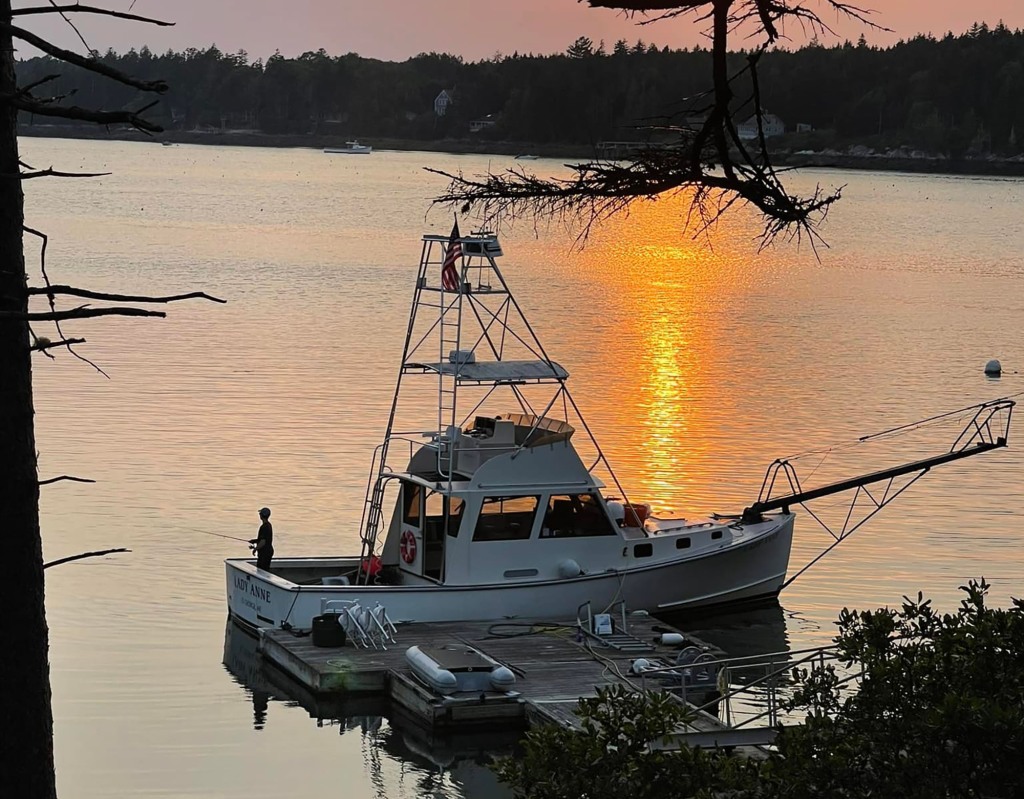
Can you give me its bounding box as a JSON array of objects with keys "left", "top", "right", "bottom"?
[{"left": 14, "top": 22, "right": 1024, "bottom": 156}]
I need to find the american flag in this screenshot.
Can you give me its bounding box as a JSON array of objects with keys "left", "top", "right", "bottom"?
[{"left": 441, "top": 220, "right": 462, "bottom": 292}]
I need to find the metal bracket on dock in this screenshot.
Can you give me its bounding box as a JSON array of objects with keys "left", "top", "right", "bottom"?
[{"left": 576, "top": 600, "right": 655, "bottom": 654}]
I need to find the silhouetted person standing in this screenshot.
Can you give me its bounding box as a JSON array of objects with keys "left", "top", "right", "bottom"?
[{"left": 251, "top": 507, "right": 274, "bottom": 571}]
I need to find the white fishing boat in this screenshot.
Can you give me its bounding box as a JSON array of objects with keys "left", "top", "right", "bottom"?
[
  {"left": 226, "top": 231, "right": 1013, "bottom": 631},
  {"left": 324, "top": 140, "right": 372, "bottom": 154}
]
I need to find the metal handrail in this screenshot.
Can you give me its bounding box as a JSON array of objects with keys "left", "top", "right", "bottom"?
[{"left": 640, "top": 642, "right": 857, "bottom": 734}]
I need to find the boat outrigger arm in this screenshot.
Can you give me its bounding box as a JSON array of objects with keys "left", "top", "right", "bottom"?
[{"left": 739, "top": 398, "right": 1014, "bottom": 590}]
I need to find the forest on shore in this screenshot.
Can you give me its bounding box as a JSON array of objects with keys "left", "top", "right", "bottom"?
[{"left": 14, "top": 22, "right": 1024, "bottom": 164}]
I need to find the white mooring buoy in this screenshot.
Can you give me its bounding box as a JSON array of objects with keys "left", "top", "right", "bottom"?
[{"left": 985, "top": 359, "right": 1002, "bottom": 377}]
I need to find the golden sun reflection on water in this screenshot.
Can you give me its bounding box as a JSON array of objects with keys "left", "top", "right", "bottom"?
[
  {"left": 17, "top": 139, "right": 1024, "bottom": 799},
  {"left": 556, "top": 198, "right": 762, "bottom": 514}
]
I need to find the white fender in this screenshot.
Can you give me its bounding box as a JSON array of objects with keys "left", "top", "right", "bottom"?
[
  {"left": 557, "top": 558, "right": 582, "bottom": 578},
  {"left": 489, "top": 665, "right": 517, "bottom": 692}
]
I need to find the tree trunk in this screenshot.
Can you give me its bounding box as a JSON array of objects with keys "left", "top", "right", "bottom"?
[{"left": 0, "top": 1, "right": 57, "bottom": 795}]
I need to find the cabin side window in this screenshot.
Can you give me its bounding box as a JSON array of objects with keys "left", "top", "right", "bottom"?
[
  {"left": 541, "top": 493, "right": 616, "bottom": 538},
  {"left": 402, "top": 483, "right": 422, "bottom": 527},
  {"left": 425, "top": 491, "right": 465, "bottom": 538},
  {"left": 473, "top": 496, "right": 539, "bottom": 542}
]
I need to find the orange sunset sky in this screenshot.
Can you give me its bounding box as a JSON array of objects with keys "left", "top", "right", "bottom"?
[{"left": 18, "top": 0, "right": 1024, "bottom": 62}]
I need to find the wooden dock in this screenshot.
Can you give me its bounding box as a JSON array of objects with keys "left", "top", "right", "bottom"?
[{"left": 256, "top": 614, "right": 733, "bottom": 737}]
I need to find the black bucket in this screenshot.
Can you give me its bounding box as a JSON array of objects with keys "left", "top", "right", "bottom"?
[{"left": 311, "top": 613, "right": 347, "bottom": 648}]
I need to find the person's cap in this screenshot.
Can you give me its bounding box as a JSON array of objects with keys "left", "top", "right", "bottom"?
[{"left": 259, "top": 507, "right": 271, "bottom": 518}]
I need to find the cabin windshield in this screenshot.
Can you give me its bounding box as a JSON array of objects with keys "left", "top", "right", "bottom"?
[
  {"left": 473, "top": 496, "right": 540, "bottom": 541},
  {"left": 541, "top": 493, "right": 617, "bottom": 538}
]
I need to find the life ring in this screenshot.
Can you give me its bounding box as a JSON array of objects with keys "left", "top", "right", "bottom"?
[{"left": 400, "top": 530, "right": 417, "bottom": 564}]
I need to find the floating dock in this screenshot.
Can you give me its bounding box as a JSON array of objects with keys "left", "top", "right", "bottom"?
[{"left": 255, "top": 613, "right": 735, "bottom": 739}]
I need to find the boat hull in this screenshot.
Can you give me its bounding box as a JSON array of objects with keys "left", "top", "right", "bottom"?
[{"left": 226, "top": 514, "right": 794, "bottom": 629}]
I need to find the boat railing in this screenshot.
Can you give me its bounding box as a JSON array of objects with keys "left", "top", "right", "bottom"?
[
  {"left": 357, "top": 432, "right": 440, "bottom": 582},
  {"left": 359, "top": 432, "right": 435, "bottom": 529},
  {"left": 638, "top": 643, "right": 860, "bottom": 735}
]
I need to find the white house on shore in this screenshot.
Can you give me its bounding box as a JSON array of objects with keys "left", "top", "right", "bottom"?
[
  {"left": 434, "top": 89, "right": 453, "bottom": 117},
  {"left": 737, "top": 112, "right": 785, "bottom": 140}
]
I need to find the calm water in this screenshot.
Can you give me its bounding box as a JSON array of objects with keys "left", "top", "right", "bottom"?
[{"left": 22, "top": 138, "right": 1024, "bottom": 798}]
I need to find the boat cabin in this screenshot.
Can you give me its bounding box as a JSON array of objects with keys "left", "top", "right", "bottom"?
[{"left": 378, "top": 413, "right": 630, "bottom": 586}]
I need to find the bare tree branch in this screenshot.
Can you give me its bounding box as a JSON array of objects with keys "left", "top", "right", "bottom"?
[
  {"left": 583, "top": 0, "right": 886, "bottom": 41},
  {"left": 6, "top": 95, "right": 162, "bottom": 133},
  {"left": 23, "top": 225, "right": 107, "bottom": 374},
  {"left": 7, "top": 167, "right": 111, "bottom": 179},
  {"left": 31, "top": 336, "right": 86, "bottom": 351},
  {"left": 47, "top": 0, "right": 94, "bottom": 55},
  {"left": 27, "top": 286, "right": 227, "bottom": 304},
  {"left": 12, "top": 4, "right": 173, "bottom": 27},
  {"left": 28, "top": 326, "right": 56, "bottom": 360},
  {"left": 0, "top": 21, "right": 168, "bottom": 94},
  {"left": 18, "top": 73, "right": 60, "bottom": 94},
  {"left": 10, "top": 306, "right": 167, "bottom": 321},
  {"left": 43, "top": 548, "right": 130, "bottom": 569},
  {"left": 433, "top": 0, "right": 872, "bottom": 245},
  {"left": 38, "top": 475, "right": 96, "bottom": 486}
]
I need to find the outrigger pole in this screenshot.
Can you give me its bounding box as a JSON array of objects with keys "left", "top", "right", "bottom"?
[{"left": 739, "top": 398, "right": 1014, "bottom": 589}]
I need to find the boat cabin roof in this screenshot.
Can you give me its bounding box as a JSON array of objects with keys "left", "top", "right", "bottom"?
[
  {"left": 397, "top": 412, "right": 596, "bottom": 493},
  {"left": 408, "top": 359, "right": 568, "bottom": 383},
  {"left": 396, "top": 472, "right": 607, "bottom": 494}
]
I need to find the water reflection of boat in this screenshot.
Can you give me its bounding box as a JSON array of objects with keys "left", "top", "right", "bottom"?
[
  {"left": 222, "top": 621, "right": 383, "bottom": 723},
  {"left": 226, "top": 231, "right": 795, "bottom": 629},
  {"left": 384, "top": 706, "right": 517, "bottom": 792},
  {"left": 223, "top": 623, "right": 515, "bottom": 797},
  {"left": 670, "top": 600, "right": 791, "bottom": 661}
]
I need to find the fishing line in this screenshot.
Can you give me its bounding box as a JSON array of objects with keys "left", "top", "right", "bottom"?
[
  {"left": 782, "top": 393, "right": 1020, "bottom": 462},
  {"left": 163, "top": 523, "right": 252, "bottom": 544}
]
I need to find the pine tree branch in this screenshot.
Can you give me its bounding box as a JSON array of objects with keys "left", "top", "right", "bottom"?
[
  {"left": 582, "top": 1, "right": 886, "bottom": 41},
  {"left": 27, "top": 286, "right": 227, "bottom": 304},
  {"left": 433, "top": 0, "right": 864, "bottom": 245},
  {"left": 43, "top": 548, "right": 130, "bottom": 569}
]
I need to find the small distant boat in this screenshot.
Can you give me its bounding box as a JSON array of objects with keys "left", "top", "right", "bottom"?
[
  {"left": 324, "top": 140, "right": 372, "bottom": 155},
  {"left": 514, "top": 154, "right": 539, "bottom": 160}
]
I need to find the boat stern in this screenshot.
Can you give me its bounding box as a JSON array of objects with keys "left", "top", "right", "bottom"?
[{"left": 226, "top": 558, "right": 294, "bottom": 630}]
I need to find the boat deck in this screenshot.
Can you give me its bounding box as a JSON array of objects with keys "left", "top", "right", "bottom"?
[{"left": 256, "top": 614, "right": 748, "bottom": 745}]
